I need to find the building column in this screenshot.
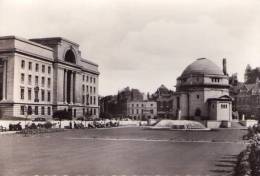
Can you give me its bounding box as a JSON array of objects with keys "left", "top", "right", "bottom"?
[
  {"left": 73, "top": 72, "right": 76, "bottom": 103},
  {"left": 70, "top": 71, "right": 74, "bottom": 104},
  {"left": 64, "top": 69, "right": 67, "bottom": 103},
  {"left": 2, "top": 59, "right": 7, "bottom": 101}
]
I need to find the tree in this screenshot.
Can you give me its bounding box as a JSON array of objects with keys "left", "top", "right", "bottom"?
[{"left": 53, "top": 110, "right": 72, "bottom": 128}]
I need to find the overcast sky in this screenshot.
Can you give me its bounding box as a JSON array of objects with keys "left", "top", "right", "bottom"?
[{"left": 1, "top": 0, "right": 260, "bottom": 96}]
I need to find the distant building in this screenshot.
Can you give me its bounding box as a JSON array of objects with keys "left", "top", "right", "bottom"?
[
  {"left": 172, "top": 58, "right": 232, "bottom": 126},
  {"left": 244, "top": 64, "right": 260, "bottom": 84},
  {"left": 127, "top": 101, "right": 157, "bottom": 120},
  {"left": 99, "top": 95, "right": 118, "bottom": 118},
  {"left": 117, "top": 87, "right": 143, "bottom": 117},
  {"left": 151, "top": 85, "right": 174, "bottom": 119},
  {"left": 0, "top": 36, "right": 99, "bottom": 119},
  {"left": 235, "top": 80, "right": 260, "bottom": 119}
]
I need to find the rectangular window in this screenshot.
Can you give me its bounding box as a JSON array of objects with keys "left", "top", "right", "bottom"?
[
  {"left": 35, "top": 76, "right": 39, "bottom": 86},
  {"left": 93, "top": 78, "right": 96, "bottom": 83},
  {"left": 86, "top": 76, "right": 89, "bottom": 82},
  {"left": 42, "top": 65, "right": 45, "bottom": 73},
  {"left": 48, "top": 66, "right": 51, "bottom": 74},
  {"left": 21, "top": 60, "right": 25, "bottom": 69},
  {"left": 82, "top": 85, "right": 85, "bottom": 92},
  {"left": 28, "top": 88, "right": 32, "bottom": 100},
  {"left": 41, "top": 89, "right": 45, "bottom": 101},
  {"left": 21, "top": 73, "right": 25, "bottom": 84},
  {"left": 90, "top": 86, "right": 92, "bottom": 93},
  {"left": 90, "top": 96, "right": 92, "bottom": 104},
  {"left": 82, "top": 95, "right": 85, "bottom": 104},
  {"left": 34, "top": 89, "right": 39, "bottom": 102},
  {"left": 90, "top": 77, "right": 92, "bottom": 83},
  {"left": 47, "top": 78, "right": 51, "bottom": 88},
  {"left": 47, "top": 107, "right": 51, "bottom": 115},
  {"left": 28, "top": 75, "right": 32, "bottom": 85},
  {"left": 86, "top": 86, "right": 89, "bottom": 92},
  {"left": 20, "top": 106, "right": 25, "bottom": 115},
  {"left": 28, "top": 62, "right": 32, "bottom": 70},
  {"left": 47, "top": 91, "right": 51, "bottom": 102},
  {"left": 94, "top": 96, "right": 96, "bottom": 104},
  {"left": 41, "top": 106, "right": 45, "bottom": 115},
  {"left": 35, "top": 63, "right": 39, "bottom": 72},
  {"left": 41, "top": 77, "right": 45, "bottom": 87},
  {"left": 93, "top": 87, "right": 96, "bottom": 94},
  {"left": 35, "top": 106, "right": 38, "bottom": 115},
  {"left": 20, "top": 88, "right": 24, "bottom": 100},
  {"left": 83, "top": 75, "right": 85, "bottom": 81}
]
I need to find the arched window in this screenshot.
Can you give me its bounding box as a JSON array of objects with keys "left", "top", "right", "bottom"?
[{"left": 64, "top": 49, "right": 76, "bottom": 63}]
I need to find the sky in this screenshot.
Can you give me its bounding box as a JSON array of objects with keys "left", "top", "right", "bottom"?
[{"left": 0, "top": 0, "right": 260, "bottom": 96}]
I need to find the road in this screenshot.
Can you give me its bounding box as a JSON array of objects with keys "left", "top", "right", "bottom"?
[{"left": 0, "top": 127, "right": 247, "bottom": 176}]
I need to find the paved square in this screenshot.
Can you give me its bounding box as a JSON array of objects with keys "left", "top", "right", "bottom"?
[{"left": 0, "top": 127, "right": 247, "bottom": 176}]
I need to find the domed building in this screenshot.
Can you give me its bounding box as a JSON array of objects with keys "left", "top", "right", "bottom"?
[{"left": 173, "top": 58, "right": 232, "bottom": 127}]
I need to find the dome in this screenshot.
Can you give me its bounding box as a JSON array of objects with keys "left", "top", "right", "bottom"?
[{"left": 181, "top": 58, "right": 224, "bottom": 77}]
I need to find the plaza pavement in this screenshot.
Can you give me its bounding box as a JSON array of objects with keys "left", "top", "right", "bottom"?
[{"left": 0, "top": 127, "right": 247, "bottom": 176}]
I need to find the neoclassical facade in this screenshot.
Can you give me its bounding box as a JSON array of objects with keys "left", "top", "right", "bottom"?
[
  {"left": 0, "top": 36, "right": 99, "bottom": 119},
  {"left": 173, "top": 58, "right": 232, "bottom": 123}
]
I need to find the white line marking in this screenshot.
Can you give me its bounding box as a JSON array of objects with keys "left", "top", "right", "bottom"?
[{"left": 65, "top": 137, "right": 248, "bottom": 144}]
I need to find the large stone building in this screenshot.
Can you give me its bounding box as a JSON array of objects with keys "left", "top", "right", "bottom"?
[
  {"left": 0, "top": 36, "right": 99, "bottom": 119},
  {"left": 173, "top": 58, "right": 232, "bottom": 126}
]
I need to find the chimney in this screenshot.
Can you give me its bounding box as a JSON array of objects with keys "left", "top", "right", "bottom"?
[{"left": 223, "top": 58, "right": 227, "bottom": 75}]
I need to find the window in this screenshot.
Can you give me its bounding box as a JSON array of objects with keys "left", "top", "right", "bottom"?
[
  {"left": 90, "top": 86, "right": 92, "bottom": 93},
  {"left": 21, "top": 60, "right": 25, "bottom": 69},
  {"left": 47, "top": 91, "right": 51, "bottom": 102},
  {"left": 74, "top": 109, "right": 76, "bottom": 117},
  {"left": 34, "top": 89, "right": 39, "bottom": 102},
  {"left": 20, "top": 106, "right": 25, "bottom": 115},
  {"left": 48, "top": 66, "right": 51, "bottom": 74},
  {"left": 41, "top": 106, "right": 45, "bottom": 115},
  {"left": 136, "top": 104, "right": 139, "bottom": 107},
  {"left": 90, "top": 96, "right": 92, "bottom": 104},
  {"left": 94, "top": 96, "right": 96, "bottom": 104},
  {"left": 94, "top": 87, "right": 96, "bottom": 94},
  {"left": 221, "top": 104, "right": 228, "bottom": 109},
  {"left": 35, "top": 76, "right": 39, "bottom": 86},
  {"left": 41, "top": 89, "right": 45, "bottom": 101},
  {"left": 28, "top": 62, "right": 32, "bottom": 70},
  {"left": 28, "top": 75, "right": 32, "bottom": 85},
  {"left": 86, "top": 86, "right": 89, "bottom": 92},
  {"left": 94, "top": 109, "right": 96, "bottom": 115},
  {"left": 151, "top": 104, "right": 153, "bottom": 106},
  {"left": 28, "top": 88, "right": 32, "bottom": 100},
  {"left": 35, "top": 106, "right": 38, "bottom": 115},
  {"left": 137, "top": 109, "right": 139, "bottom": 114},
  {"left": 35, "top": 63, "right": 39, "bottom": 72},
  {"left": 90, "top": 77, "right": 92, "bottom": 83},
  {"left": 42, "top": 65, "right": 45, "bottom": 73},
  {"left": 93, "top": 78, "right": 96, "bottom": 83},
  {"left": 86, "top": 76, "right": 89, "bottom": 82},
  {"left": 83, "top": 75, "right": 85, "bottom": 81},
  {"left": 82, "top": 95, "right": 85, "bottom": 104},
  {"left": 41, "top": 77, "right": 45, "bottom": 87},
  {"left": 21, "top": 73, "right": 25, "bottom": 84},
  {"left": 132, "top": 104, "right": 134, "bottom": 107},
  {"left": 197, "top": 95, "right": 200, "bottom": 99},
  {"left": 20, "top": 87, "right": 24, "bottom": 100},
  {"left": 47, "top": 78, "right": 51, "bottom": 88},
  {"left": 142, "top": 104, "right": 144, "bottom": 107},
  {"left": 132, "top": 109, "right": 134, "bottom": 114},
  {"left": 47, "top": 107, "right": 51, "bottom": 115},
  {"left": 82, "top": 85, "right": 85, "bottom": 92}
]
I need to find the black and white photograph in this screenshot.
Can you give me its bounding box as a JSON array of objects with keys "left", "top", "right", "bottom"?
[{"left": 0, "top": 0, "right": 260, "bottom": 175}]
